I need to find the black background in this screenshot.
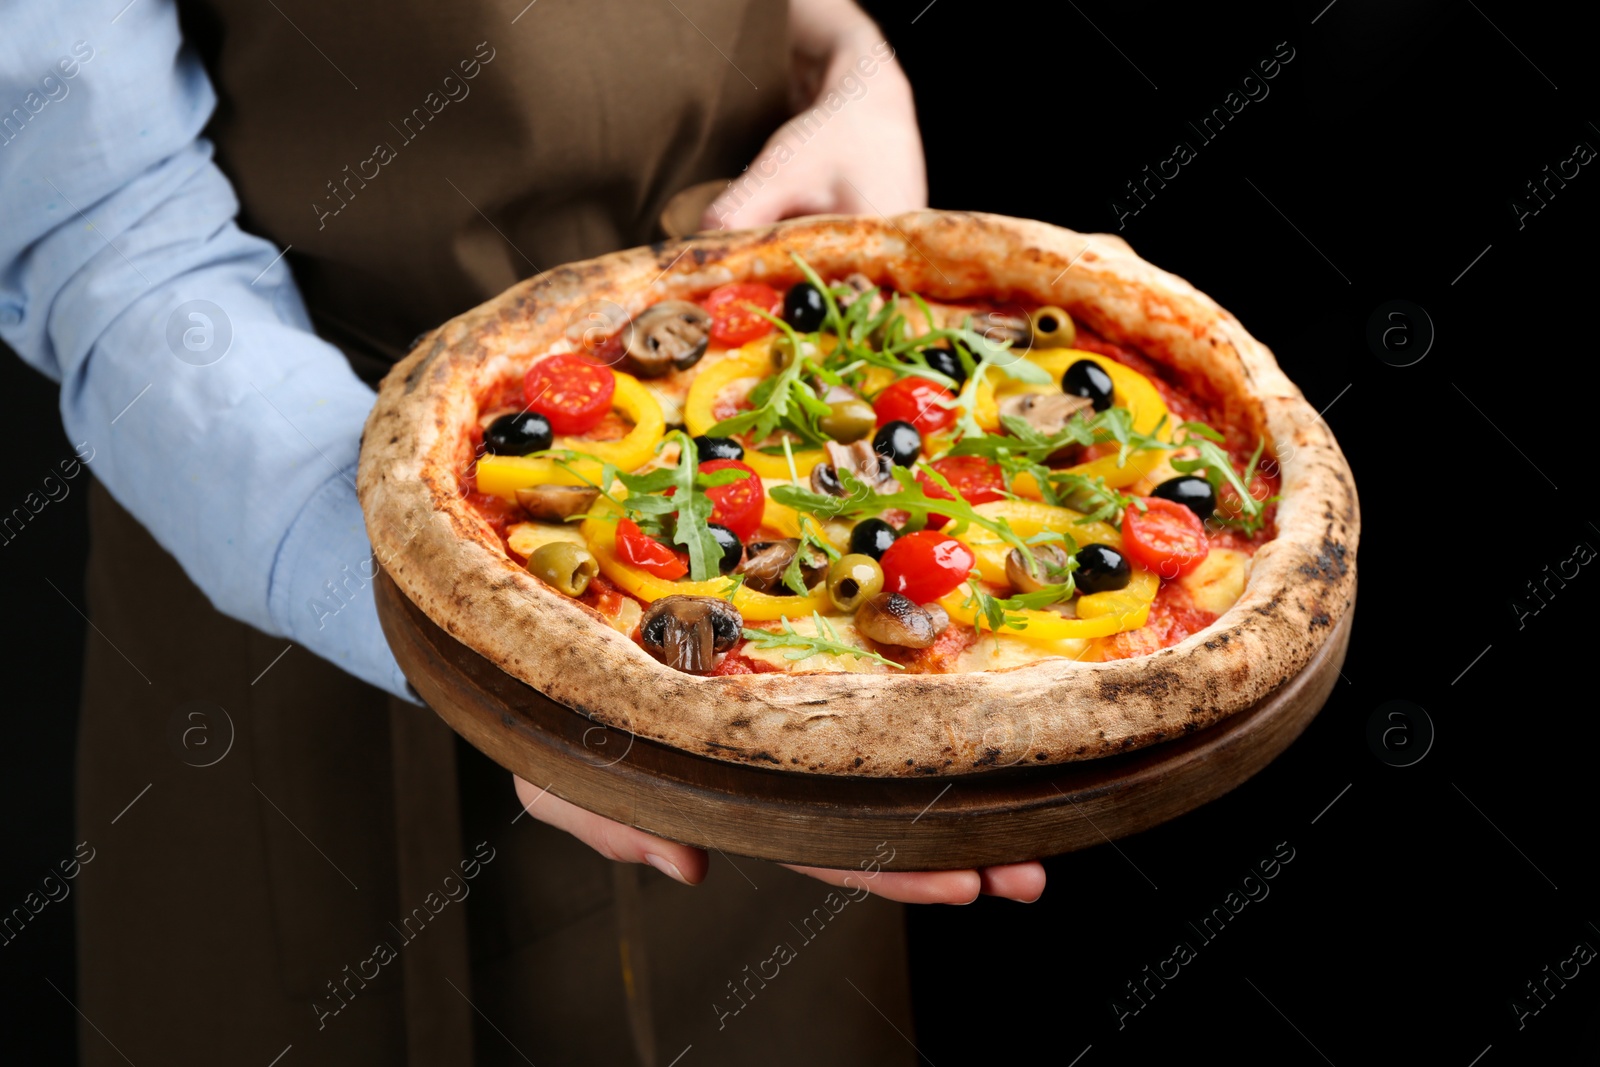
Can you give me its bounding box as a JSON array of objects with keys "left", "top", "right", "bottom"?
[{"left": 4, "top": 0, "right": 1597, "bottom": 1061}]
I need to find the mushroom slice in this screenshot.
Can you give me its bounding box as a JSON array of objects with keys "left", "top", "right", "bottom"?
[
  {"left": 975, "top": 310, "right": 1031, "bottom": 349},
  {"left": 514, "top": 485, "right": 602, "bottom": 522},
  {"left": 1004, "top": 544, "right": 1073, "bottom": 594},
  {"left": 854, "top": 591, "right": 942, "bottom": 649},
  {"left": 623, "top": 300, "right": 711, "bottom": 378},
  {"left": 998, "top": 391, "right": 1095, "bottom": 436},
  {"left": 737, "top": 539, "right": 827, "bottom": 594},
  {"left": 640, "top": 595, "right": 743, "bottom": 675},
  {"left": 810, "top": 440, "right": 898, "bottom": 497}
]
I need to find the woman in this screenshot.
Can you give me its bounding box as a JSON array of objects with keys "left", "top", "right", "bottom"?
[{"left": 0, "top": 0, "right": 1043, "bottom": 1062}]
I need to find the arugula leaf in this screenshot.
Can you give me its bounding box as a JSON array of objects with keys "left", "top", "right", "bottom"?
[
  {"left": 961, "top": 577, "right": 1078, "bottom": 634},
  {"left": 741, "top": 613, "right": 904, "bottom": 669},
  {"left": 1046, "top": 472, "right": 1141, "bottom": 525},
  {"left": 544, "top": 434, "right": 742, "bottom": 582},
  {"left": 769, "top": 464, "right": 1037, "bottom": 565},
  {"left": 1170, "top": 433, "right": 1273, "bottom": 535},
  {"left": 705, "top": 317, "right": 831, "bottom": 447},
  {"left": 781, "top": 521, "right": 841, "bottom": 596}
]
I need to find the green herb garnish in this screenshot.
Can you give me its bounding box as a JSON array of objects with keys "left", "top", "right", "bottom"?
[
  {"left": 741, "top": 612, "right": 904, "bottom": 669},
  {"left": 961, "top": 574, "right": 1079, "bottom": 634},
  {"left": 1170, "top": 426, "right": 1273, "bottom": 535},
  {"left": 769, "top": 464, "right": 1038, "bottom": 565},
  {"left": 538, "top": 434, "right": 743, "bottom": 583}
]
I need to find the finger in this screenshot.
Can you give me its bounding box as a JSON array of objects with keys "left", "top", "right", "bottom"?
[
  {"left": 978, "top": 862, "right": 1047, "bottom": 903},
  {"left": 782, "top": 863, "right": 982, "bottom": 905},
  {"left": 702, "top": 176, "right": 833, "bottom": 231},
  {"left": 514, "top": 777, "right": 709, "bottom": 886}
]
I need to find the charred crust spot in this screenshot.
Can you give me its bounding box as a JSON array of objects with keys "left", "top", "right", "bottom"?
[
  {"left": 1204, "top": 632, "right": 1233, "bottom": 650},
  {"left": 402, "top": 344, "right": 445, "bottom": 393},
  {"left": 1253, "top": 594, "right": 1284, "bottom": 617},
  {"left": 974, "top": 749, "right": 1001, "bottom": 767},
  {"left": 853, "top": 757, "right": 864, "bottom": 768},
  {"left": 1034, "top": 752, "right": 1048, "bottom": 760},
  {"left": 389, "top": 435, "right": 399, "bottom": 444},
  {"left": 752, "top": 751, "right": 780, "bottom": 764},
  {"left": 800, "top": 698, "right": 829, "bottom": 706},
  {"left": 1298, "top": 538, "right": 1349, "bottom": 583},
  {"left": 728, "top": 717, "right": 751, "bottom": 729},
  {"left": 1096, "top": 668, "right": 1180, "bottom": 703},
  {"left": 1309, "top": 613, "right": 1331, "bottom": 630}
]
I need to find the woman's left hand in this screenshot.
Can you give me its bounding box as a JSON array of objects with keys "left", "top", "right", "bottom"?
[{"left": 703, "top": 0, "right": 926, "bottom": 229}]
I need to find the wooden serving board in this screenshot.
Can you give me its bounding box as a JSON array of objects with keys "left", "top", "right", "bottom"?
[{"left": 376, "top": 569, "right": 1352, "bottom": 870}]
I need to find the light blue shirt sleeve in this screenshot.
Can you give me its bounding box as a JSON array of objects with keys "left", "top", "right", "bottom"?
[{"left": 1, "top": 1, "right": 415, "bottom": 700}]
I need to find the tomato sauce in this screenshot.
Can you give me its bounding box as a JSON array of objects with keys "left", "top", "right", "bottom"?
[
  {"left": 466, "top": 491, "right": 523, "bottom": 551},
  {"left": 709, "top": 650, "right": 786, "bottom": 676},
  {"left": 875, "top": 622, "right": 979, "bottom": 674},
  {"left": 1096, "top": 582, "right": 1217, "bottom": 661}
]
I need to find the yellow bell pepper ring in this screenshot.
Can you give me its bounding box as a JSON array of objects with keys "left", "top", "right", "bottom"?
[
  {"left": 956, "top": 500, "right": 1123, "bottom": 585},
  {"left": 974, "top": 348, "right": 1169, "bottom": 437},
  {"left": 474, "top": 370, "right": 666, "bottom": 500},
  {"left": 937, "top": 566, "right": 1158, "bottom": 644},
  {"left": 1076, "top": 568, "right": 1160, "bottom": 623},
  {"left": 1064, "top": 447, "right": 1170, "bottom": 490},
  {"left": 939, "top": 590, "right": 1131, "bottom": 643},
  {"left": 580, "top": 508, "right": 830, "bottom": 621},
  {"left": 682, "top": 344, "right": 824, "bottom": 479}
]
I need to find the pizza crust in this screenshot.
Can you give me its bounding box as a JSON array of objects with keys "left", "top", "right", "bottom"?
[{"left": 359, "top": 211, "right": 1358, "bottom": 777}]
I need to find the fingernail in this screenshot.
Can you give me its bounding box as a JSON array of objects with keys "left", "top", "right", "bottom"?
[{"left": 645, "top": 853, "right": 689, "bottom": 886}]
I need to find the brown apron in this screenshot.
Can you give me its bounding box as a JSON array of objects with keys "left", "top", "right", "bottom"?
[{"left": 76, "top": 3, "right": 915, "bottom": 1064}]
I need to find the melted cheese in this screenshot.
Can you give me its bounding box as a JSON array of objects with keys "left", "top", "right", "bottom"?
[
  {"left": 607, "top": 598, "right": 642, "bottom": 637},
  {"left": 506, "top": 521, "right": 587, "bottom": 558},
  {"left": 1178, "top": 547, "right": 1251, "bottom": 615},
  {"left": 739, "top": 617, "right": 893, "bottom": 674},
  {"left": 956, "top": 631, "right": 1090, "bottom": 671}
]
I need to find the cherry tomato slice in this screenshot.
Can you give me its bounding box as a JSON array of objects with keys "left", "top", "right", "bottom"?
[
  {"left": 879, "top": 531, "right": 976, "bottom": 603},
  {"left": 698, "top": 459, "right": 765, "bottom": 539},
  {"left": 703, "top": 283, "right": 782, "bottom": 347},
  {"left": 916, "top": 456, "right": 1006, "bottom": 530},
  {"left": 524, "top": 353, "right": 616, "bottom": 435},
  {"left": 1121, "top": 497, "right": 1210, "bottom": 579},
  {"left": 873, "top": 378, "right": 958, "bottom": 435},
  {"left": 614, "top": 518, "right": 688, "bottom": 580}
]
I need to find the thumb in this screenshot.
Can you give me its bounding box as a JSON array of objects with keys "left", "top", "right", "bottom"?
[
  {"left": 702, "top": 158, "right": 833, "bottom": 231},
  {"left": 514, "top": 776, "right": 709, "bottom": 886}
]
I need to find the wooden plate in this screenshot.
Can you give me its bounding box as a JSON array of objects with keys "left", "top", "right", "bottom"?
[{"left": 377, "top": 569, "right": 1353, "bottom": 870}]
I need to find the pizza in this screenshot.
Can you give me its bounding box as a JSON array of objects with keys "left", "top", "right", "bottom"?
[{"left": 359, "top": 212, "right": 1358, "bottom": 776}]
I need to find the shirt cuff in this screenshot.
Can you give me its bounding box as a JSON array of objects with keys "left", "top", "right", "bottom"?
[{"left": 266, "top": 463, "right": 418, "bottom": 703}]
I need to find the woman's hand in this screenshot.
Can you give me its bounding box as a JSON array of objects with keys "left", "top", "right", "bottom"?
[
  {"left": 703, "top": 0, "right": 926, "bottom": 229},
  {"left": 514, "top": 776, "right": 1045, "bottom": 904}
]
